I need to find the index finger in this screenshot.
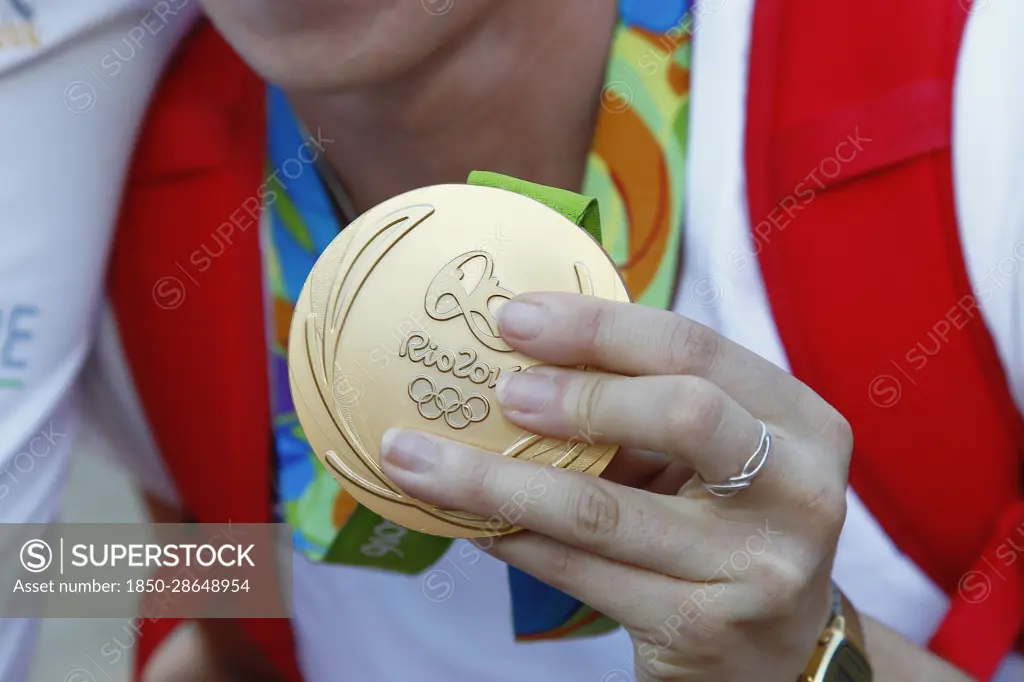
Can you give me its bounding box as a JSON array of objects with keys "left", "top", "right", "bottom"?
[
  {"left": 495, "top": 292, "right": 824, "bottom": 431},
  {"left": 379, "top": 428, "right": 718, "bottom": 579}
]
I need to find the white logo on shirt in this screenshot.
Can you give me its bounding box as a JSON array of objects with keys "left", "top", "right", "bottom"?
[
  {"left": 0, "top": 304, "right": 37, "bottom": 390},
  {"left": 0, "top": 0, "right": 38, "bottom": 50}
]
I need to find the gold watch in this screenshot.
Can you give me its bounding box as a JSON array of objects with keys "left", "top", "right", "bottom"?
[{"left": 799, "top": 584, "right": 873, "bottom": 682}]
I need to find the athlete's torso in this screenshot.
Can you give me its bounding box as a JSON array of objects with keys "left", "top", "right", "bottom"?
[
  {"left": 77, "top": 1, "right": 1024, "bottom": 680},
  {"left": 288, "top": 3, "right": 1024, "bottom": 681}
]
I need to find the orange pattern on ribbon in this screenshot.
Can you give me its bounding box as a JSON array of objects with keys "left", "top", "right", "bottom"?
[{"left": 590, "top": 106, "right": 671, "bottom": 298}]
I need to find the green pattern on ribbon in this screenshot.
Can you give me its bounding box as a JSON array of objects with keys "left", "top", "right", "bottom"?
[{"left": 324, "top": 505, "right": 453, "bottom": 573}]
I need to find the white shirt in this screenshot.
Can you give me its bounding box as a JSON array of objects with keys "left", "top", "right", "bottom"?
[{"left": 0, "top": 1, "right": 197, "bottom": 680}]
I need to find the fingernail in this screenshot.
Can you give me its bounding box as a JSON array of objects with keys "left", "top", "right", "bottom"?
[
  {"left": 496, "top": 300, "right": 546, "bottom": 340},
  {"left": 381, "top": 429, "right": 438, "bottom": 473},
  {"left": 496, "top": 371, "right": 555, "bottom": 413}
]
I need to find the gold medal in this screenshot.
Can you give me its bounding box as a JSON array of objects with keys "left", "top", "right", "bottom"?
[{"left": 288, "top": 184, "right": 629, "bottom": 537}]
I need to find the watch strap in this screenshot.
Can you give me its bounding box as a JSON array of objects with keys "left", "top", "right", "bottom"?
[
  {"left": 837, "top": 586, "right": 867, "bottom": 653},
  {"left": 801, "top": 584, "right": 872, "bottom": 682}
]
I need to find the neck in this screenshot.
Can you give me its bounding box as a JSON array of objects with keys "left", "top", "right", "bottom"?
[{"left": 289, "top": 0, "right": 618, "bottom": 214}]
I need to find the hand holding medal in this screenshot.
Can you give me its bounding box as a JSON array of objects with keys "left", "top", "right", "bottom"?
[{"left": 288, "top": 173, "right": 857, "bottom": 680}]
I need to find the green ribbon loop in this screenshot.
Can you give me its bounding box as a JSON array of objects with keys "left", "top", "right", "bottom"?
[{"left": 468, "top": 170, "right": 603, "bottom": 243}]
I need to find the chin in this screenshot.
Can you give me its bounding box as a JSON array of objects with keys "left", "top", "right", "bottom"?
[{"left": 198, "top": 0, "right": 485, "bottom": 91}]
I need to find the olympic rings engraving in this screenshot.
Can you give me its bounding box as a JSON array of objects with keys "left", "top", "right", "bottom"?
[{"left": 408, "top": 375, "right": 490, "bottom": 429}]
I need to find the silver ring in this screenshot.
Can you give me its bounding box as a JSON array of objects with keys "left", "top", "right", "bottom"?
[{"left": 698, "top": 420, "right": 771, "bottom": 498}]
